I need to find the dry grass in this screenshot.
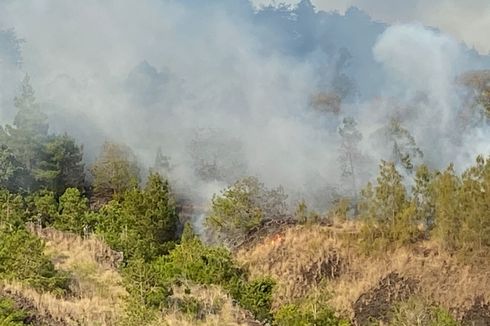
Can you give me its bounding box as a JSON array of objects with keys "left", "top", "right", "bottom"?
[
  {"left": 236, "top": 223, "right": 490, "bottom": 320},
  {"left": 153, "top": 283, "right": 259, "bottom": 326},
  {"left": 7, "top": 226, "right": 128, "bottom": 325}
]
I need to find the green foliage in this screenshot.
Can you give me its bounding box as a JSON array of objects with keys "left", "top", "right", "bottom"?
[
  {"left": 0, "top": 75, "right": 84, "bottom": 194},
  {"left": 234, "top": 278, "right": 275, "bottom": 323},
  {"left": 0, "top": 145, "right": 31, "bottom": 193},
  {"left": 384, "top": 118, "right": 424, "bottom": 173},
  {"left": 55, "top": 188, "right": 90, "bottom": 234},
  {"left": 0, "top": 227, "right": 69, "bottom": 293},
  {"left": 459, "top": 155, "right": 490, "bottom": 254},
  {"left": 389, "top": 298, "right": 458, "bottom": 326},
  {"left": 430, "top": 165, "right": 462, "bottom": 251},
  {"left": 274, "top": 303, "right": 349, "bottom": 326},
  {"left": 90, "top": 142, "right": 140, "bottom": 202},
  {"left": 96, "top": 173, "right": 179, "bottom": 261},
  {"left": 0, "top": 190, "right": 27, "bottom": 228},
  {"left": 0, "top": 297, "right": 28, "bottom": 326},
  {"left": 359, "top": 161, "right": 418, "bottom": 251},
  {"left": 36, "top": 134, "right": 85, "bottom": 195},
  {"left": 205, "top": 176, "right": 287, "bottom": 242},
  {"left": 27, "top": 190, "right": 58, "bottom": 227},
  {"left": 122, "top": 225, "right": 274, "bottom": 322}
]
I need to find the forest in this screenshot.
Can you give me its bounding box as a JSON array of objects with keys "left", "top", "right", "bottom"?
[
  {"left": 0, "top": 0, "right": 489, "bottom": 325},
  {"left": 0, "top": 72, "right": 488, "bottom": 325}
]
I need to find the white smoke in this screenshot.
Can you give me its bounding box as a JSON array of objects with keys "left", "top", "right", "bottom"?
[{"left": 0, "top": 1, "right": 488, "bottom": 213}]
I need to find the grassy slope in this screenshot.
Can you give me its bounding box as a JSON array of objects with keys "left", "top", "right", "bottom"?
[
  {"left": 236, "top": 223, "right": 490, "bottom": 324},
  {"left": 3, "top": 226, "right": 258, "bottom": 326}
]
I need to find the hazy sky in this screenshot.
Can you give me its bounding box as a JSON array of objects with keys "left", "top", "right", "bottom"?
[{"left": 253, "top": 0, "right": 490, "bottom": 54}]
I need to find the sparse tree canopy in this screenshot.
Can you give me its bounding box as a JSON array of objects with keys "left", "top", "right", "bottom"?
[
  {"left": 205, "top": 176, "right": 287, "bottom": 243},
  {"left": 90, "top": 141, "right": 140, "bottom": 202}
]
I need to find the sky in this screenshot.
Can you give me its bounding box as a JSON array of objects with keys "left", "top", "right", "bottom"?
[{"left": 253, "top": 0, "right": 490, "bottom": 54}]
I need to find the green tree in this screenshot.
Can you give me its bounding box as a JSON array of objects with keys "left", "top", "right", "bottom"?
[
  {"left": 55, "top": 188, "right": 90, "bottom": 234},
  {"left": 0, "top": 227, "right": 69, "bottom": 293},
  {"left": 0, "top": 297, "right": 28, "bottom": 326},
  {"left": 430, "top": 165, "right": 462, "bottom": 251},
  {"left": 0, "top": 144, "right": 31, "bottom": 192},
  {"left": 3, "top": 74, "right": 48, "bottom": 174},
  {"left": 379, "top": 118, "right": 423, "bottom": 174},
  {"left": 97, "top": 173, "right": 178, "bottom": 261},
  {"left": 28, "top": 190, "right": 58, "bottom": 226},
  {"left": 0, "top": 190, "right": 27, "bottom": 228},
  {"left": 36, "top": 134, "right": 85, "bottom": 195},
  {"left": 459, "top": 155, "right": 490, "bottom": 254},
  {"left": 205, "top": 177, "right": 287, "bottom": 244},
  {"left": 90, "top": 142, "right": 140, "bottom": 203},
  {"left": 359, "top": 161, "right": 418, "bottom": 249}
]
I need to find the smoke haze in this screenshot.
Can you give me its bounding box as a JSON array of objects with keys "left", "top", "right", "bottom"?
[{"left": 0, "top": 0, "right": 489, "bottom": 210}]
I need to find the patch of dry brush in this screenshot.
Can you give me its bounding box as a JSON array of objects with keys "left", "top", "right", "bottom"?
[{"left": 236, "top": 223, "right": 490, "bottom": 323}]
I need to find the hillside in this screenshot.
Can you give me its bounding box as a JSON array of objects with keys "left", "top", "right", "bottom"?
[{"left": 237, "top": 224, "right": 490, "bottom": 325}]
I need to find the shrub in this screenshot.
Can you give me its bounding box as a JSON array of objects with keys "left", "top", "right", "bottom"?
[
  {"left": 0, "top": 227, "right": 70, "bottom": 293},
  {"left": 0, "top": 297, "right": 28, "bottom": 326},
  {"left": 96, "top": 173, "right": 179, "bottom": 261},
  {"left": 205, "top": 176, "right": 287, "bottom": 243},
  {"left": 274, "top": 303, "right": 349, "bottom": 326}
]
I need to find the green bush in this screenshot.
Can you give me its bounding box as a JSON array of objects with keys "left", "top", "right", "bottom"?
[
  {"left": 55, "top": 188, "right": 91, "bottom": 234},
  {"left": 205, "top": 177, "right": 287, "bottom": 243},
  {"left": 389, "top": 298, "right": 458, "bottom": 326},
  {"left": 96, "top": 173, "right": 179, "bottom": 261},
  {"left": 0, "top": 227, "right": 70, "bottom": 293},
  {"left": 122, "top": 224, "right": 275, "bottom": 322},
  {"left": 0, "top": 297, "right": 28, "bottom": 326},
  {"left": 233, "top": 277, "right": 275, "bottom": 323},
  {"left": 274, "top": 303, "right": 349, "bottom": 326}
]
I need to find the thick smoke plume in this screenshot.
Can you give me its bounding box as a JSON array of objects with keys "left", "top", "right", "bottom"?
[{"left": 0, "top": 0, "right": 489, "bottom": 212}]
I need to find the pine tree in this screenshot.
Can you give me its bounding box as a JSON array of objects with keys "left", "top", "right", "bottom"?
[
  {"left": 39, "top": 134, "right": 85, "bottom": 195},
  {"left": 382, "top": 118, "right": 423, "bottom": 174},
  {"left": 338, "top": 116, "right": 363, "bottom": 202},
  {"left": 431, "top": 165, "right": 462, "bottom": 250},
  {"left": 459, "top": 155, "right": 490, "bottom": 253},
  {"left": 412, "top": 164, "right": 435, "bottom": 233},
  {"left": 90, "top": 142, "right": 140, "bottom": 203},
  {"left": 4, "top": 75, "right": 48, "bottom": 178}
]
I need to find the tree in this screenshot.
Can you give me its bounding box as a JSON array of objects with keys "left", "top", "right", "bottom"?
[
  {"left": 380, "top": 118, "right": 423, "bottom": 174},
  {"left": 151, "top": 147, "right": 171, "bottom": 178},
  {"left": 96, "top": 173, "right": 179, "bottom": 261},
  {"left": 0, "top": 227, "right": 69, "bottom": 292},
  {"left": 55, "top": 188, "right": 90, "bottom": 234},
  {"left": 430, "top": 165, "right": 462, "bottom": 251},
  {"left": 36, "top": 134, "right": 85, "bottom": 195},
  {"left": 90, "top": 142, "right": 140, "bottom": 203},
  {"left": 412, "top": 164, "right": 435, "bottom": 234},
  {"left": 459, "top": 155, "right": 490, "bottom": 254},
  {"left": 0, "top": 76, "right": 84, "bottom": 194},
  {"left": 359, "top": 161, "right": 418, "bottom": 249},
  {"left": 338, "top": 116, "right": 363, "bottom": 202},
  {"left": 205, "top": 177, "right": 287, "bottom": 243},
  {"left": 28, "top": 190, "right": 58, "bottom": 227},
  {"left": 0, "top": 144, "right": 31, "bottom": 192},
  {"left": 4, "top": 74, "right": 48, "bottom": 172}
]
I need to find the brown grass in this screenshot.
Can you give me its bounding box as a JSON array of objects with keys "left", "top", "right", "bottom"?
[
  {"left": 154, "top": 283, "right": 260, "bottom": 326},
  {"left": 236, "top": 223, "right": 490, "bottom": 320},
  {"left": 7, "top": 226, "right": 128, "bottom": 325}
]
